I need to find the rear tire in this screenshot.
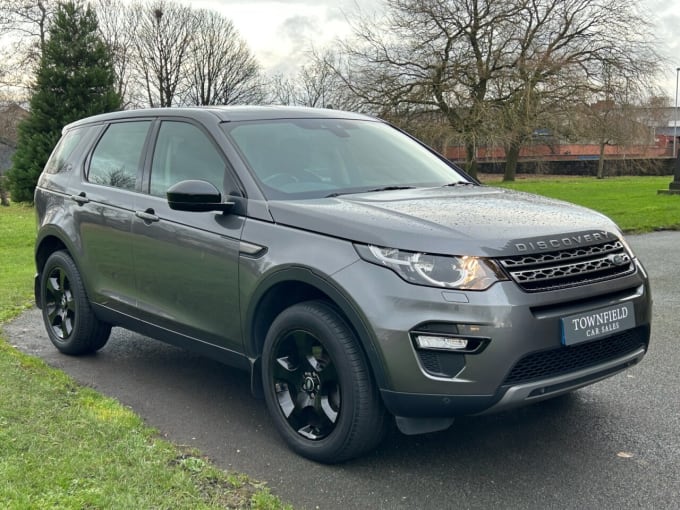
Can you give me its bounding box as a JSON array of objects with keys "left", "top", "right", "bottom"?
[
  {"left": 262, "top": 300, "right": 384, "bottom": 463},
  {"left": 40, "top": 251, "right": 111, "bottom": 355}
]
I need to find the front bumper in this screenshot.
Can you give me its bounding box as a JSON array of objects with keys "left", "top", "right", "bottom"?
[
  {"left": 332, "top": 258, "right": 652, "bottom": 418},
  {"left": 380, "top": 334, "right": 647, "bottom": 418}
]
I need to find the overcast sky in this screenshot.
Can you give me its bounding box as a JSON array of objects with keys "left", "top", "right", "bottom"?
[
  {"left": 188, "top": 0, "right": 380, "bottom": 75},
  {"left": 191, "top": 0, "right": 678, "bottom": 97}
]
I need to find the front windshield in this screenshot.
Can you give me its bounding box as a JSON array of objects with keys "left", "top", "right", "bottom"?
[{"left": 221, "top": 118, "right": 469, "bottom": 199}]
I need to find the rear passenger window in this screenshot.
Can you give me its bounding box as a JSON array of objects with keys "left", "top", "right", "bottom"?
[
  {"left": 150, "top": 121, "right": 226, "bottom": 197},
  {"left": 88, "top": 121, "right": 150, "bottom": 190}
]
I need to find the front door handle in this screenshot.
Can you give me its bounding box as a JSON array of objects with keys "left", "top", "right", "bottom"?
[
  {"left": 70, "top": 192, "right": 90, "bottom": 205},
  {"left": 135, "top": 209, "right": 160, "bottom": 223}
]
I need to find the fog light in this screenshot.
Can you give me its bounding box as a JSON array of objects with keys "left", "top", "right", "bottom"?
[{"left": 415, "top": 335, "right": 469, "bottom": 351}]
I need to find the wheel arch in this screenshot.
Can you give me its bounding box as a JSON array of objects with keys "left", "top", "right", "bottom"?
[
  {"left": 34, "top": 231, "right": 74, "bottom": 309},
  {"left": 36, "top": 234, "right": 70, "bottom": 272},
  {"left": 245, "top": 267, "right": 389, "bottom": 394}
]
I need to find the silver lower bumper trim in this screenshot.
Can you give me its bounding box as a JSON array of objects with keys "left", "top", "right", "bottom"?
[{"left": 476, "top": 347, "right": 646, "bottom": 415}]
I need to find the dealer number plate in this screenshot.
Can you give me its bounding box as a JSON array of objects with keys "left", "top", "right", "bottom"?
[{"left": 561, "top": 302, "right": 635, "bottom": 346}]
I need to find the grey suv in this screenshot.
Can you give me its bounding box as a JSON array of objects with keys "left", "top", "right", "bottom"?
[{"left": 34, "top": 106, "right": 651, "bottom": 462}]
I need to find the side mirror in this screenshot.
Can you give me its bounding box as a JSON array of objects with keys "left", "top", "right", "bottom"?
[{"left": 167, "top": 180, "right": 234, "bottom": 213}]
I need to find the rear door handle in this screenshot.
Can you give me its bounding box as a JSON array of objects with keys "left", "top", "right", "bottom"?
[
  {"left": 135, "top": 209, "right": 160, "bottom": 223},
  {"left": 70, "top": 192, "right": 90, "bottom": 205}
]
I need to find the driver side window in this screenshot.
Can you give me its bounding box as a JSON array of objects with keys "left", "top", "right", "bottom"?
[{"left": 150, "top": 121, "right": 226, "bottom": 197}]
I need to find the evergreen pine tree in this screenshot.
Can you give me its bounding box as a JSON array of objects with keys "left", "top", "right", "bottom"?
[{"left": 8, "top": 1, "right": 121, "bottom": 202}]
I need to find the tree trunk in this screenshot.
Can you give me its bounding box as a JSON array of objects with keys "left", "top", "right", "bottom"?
[
  {"left": 596, "top": 142, "right": 606, "bottom": 179},
  {"left": 464, "top": 140, "right": 478, "bottom": 179},
  {"left": 504, "top": 141, "right": 521, "bottom": 182},
  {"left": 0, "top": 173, "right": 9, "bottom": 206}
]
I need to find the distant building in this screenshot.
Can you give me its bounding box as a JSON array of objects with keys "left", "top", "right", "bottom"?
[
  {"left": 0, "top": 103, "right": 29, "bottom": 174},
  {"left": 445, "top": 104, "right": 680, "bottom": 163},
  {"left": 634, "top": 105, "right": 680, "bottom": 157}
]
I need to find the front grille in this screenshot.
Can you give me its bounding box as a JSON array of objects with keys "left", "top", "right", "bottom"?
[
  {"left": 498, "top": 240, "right": 635, "bottom": 292},
  {"left": 503, "top": 327, "right": 647, "bottom": 386}
]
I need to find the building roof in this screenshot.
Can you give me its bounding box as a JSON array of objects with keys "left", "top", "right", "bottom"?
[{"left": 0, "top": 103, "right": 29, "bottom": 146}]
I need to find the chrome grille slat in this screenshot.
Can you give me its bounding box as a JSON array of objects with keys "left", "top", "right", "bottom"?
[
  {"left": 498, "top": 240, "right": 635, "bottom": 292},
  {"left": 501, "top": 241, "right": 624, "bottom": 268}
]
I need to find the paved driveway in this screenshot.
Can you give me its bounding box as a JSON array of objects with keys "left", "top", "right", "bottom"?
[{"left": 5, "top": 232, "right": 679, "bottom": 509}]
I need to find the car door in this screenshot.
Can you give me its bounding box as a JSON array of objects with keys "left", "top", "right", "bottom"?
[
  {"left": 72, "top": 119, "right": 152, "bottom": 316},
  {"left": 131, "top": 119, "right": 245, "bottom": 352}
]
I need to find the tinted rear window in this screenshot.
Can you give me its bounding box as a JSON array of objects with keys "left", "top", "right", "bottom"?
[{"left": 88, "top": 121, "right": 151, "bottom": 190}]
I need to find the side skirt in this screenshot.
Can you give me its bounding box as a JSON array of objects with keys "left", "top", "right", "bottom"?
[{"left": 91, "top": 303, "right": 252, "bottom": 373}]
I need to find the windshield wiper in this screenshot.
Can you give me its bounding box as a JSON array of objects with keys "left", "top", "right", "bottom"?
[
  {"left": 325, "top": 186, "right": 415, "bottom": 198},
  {"left": 442, "top": 181, "right": 475, "bottom": 187},
  {"left": 366, "top": 185, "right": 416, "bottom": 193}
]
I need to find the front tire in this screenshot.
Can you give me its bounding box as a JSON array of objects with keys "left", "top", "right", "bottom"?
[
  {"left": 40, "top": 250, "right": 111, "bottom": 355},
  {"left": 262, "top": 300, "right": 384, "bottom": 463}
]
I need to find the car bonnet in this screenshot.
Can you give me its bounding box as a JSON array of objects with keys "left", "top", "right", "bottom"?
[{"left": 265, "top": 186, "right": 620, "bottom": 257}]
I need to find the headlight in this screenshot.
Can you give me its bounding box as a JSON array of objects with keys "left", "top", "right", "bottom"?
[{"left": 355, "top": 244, "right": 507, "bottom": 290}]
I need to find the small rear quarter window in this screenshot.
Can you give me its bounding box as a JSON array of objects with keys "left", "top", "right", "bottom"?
[{"left": 44, "top": 127, "right": 86, "bottom": 175}]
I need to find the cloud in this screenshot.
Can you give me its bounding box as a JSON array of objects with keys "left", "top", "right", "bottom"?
[
  {"left": 641, "top": 0, "right": 680, "bottom": 97},
  {"left": 279, "top": 14, "right": 320, "bottom": 45},
  {"left": 274, "top": 14, "right": 320, "bottom": 70}
]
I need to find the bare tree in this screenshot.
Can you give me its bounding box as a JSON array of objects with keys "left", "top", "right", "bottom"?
[
  {"left": 575, "top": 64, "right": 660, "bottom": 178},
  {"left": 336, "top": 0, "right": 525, "bottom": 176},
  {"left": 337, "top": 0, "right": 662, "bottom": 180},
  {"left": 296, "top": 61, "right": 336, "bottom": 108},
  {"left": 187, "top": 9, "right": 263, "bottom": 106},
  {"left": 492, "top": 0, "right": 661, "bottom": 180},
  {"left": 0, "top": 0, "right": 53, "bottom": 56},
  {"left": 0, "top": 0, "right": 57, "bottom": 92},
  {"left": 3, "top": 0, "right": 269, "bottom": 109},
  {"left": 270, "top": 49, "right": 362, "bottom": 111},
  {"left": 132, "top": 0, "right": 195, "bottom": 107},
  {"left": 269, "top": 73, "right": 297, "bottom": 105},
  {"left": 94, "top": 0, "right": 139, "bottom": 106}
]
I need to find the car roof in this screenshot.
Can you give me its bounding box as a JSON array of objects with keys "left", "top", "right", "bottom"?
[{"left": 64, "top": 105, "right": 377, "bottom": 131}]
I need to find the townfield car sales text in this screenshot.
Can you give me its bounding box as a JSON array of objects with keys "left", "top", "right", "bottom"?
[{"left": 571, "top": 306, "right": 630, "bottom": 337}]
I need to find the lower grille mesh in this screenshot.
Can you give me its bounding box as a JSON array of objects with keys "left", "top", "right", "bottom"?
[
  {"left": 503, "top": 327, "right": 648, "bottom": 385},
  {"left": 416, "top": 350, "right": 466, "bottom": 378}
]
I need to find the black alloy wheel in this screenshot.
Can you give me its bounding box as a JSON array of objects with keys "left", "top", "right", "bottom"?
[
  {"left": 41, "top": 251, "right": 111, "bottom": 355},
  {"left": 44, "top": 264, "right": 75, "bottom": 340},
  {"left": 262, "top": 300, "right": 384, "bottom": 463},
  {"left": 271, "top": 328, "right": 341, "bottom": 441}
]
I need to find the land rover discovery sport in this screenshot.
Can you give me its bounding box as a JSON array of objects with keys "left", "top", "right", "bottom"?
[{"left": 34, "top": 106, "right": 651, "bottom": 462}]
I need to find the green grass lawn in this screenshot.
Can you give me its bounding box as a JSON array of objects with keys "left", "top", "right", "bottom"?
[
  {"left": 0, "top": 204, "right": 34, "bottom": 323},
  {"left": 481, "top": 175, "right": 680, "bottom": 233},
  {"left": 0, "top": 204, "right": 289, "bottom": 509}
]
